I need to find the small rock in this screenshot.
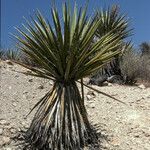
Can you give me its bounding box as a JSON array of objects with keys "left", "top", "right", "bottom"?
[
  {"left": 18, "top": 128, "right": 21, "bottom": 132},
  {"left": 5, "top": 125, "right": 12, "bottom": 129},
  {"left": 0, "top": 128, "right": 3, "bottom": 135},
  {"left": 142, "top": 129, "right": 150, "bottom": 137},
  {"left": 108, "top": 83, "right": 113, "bottom": 86},
  {"left": 23, "top": 91, "right": 28, "bottom": 94},
  {"left": 2, "top": 136, "right": 11, "bottom": 145},
  {"left": 5, "top": 60, "right": 13, "bottom": 65},
  {"left": 106, "top": 101, "right": 111, "bottom": 104},
  {"left": 103, "top": 82, "right": 108, "bottom": 86},
  {"left": 86, "top": 91, "right": 96, "bottom": 100},
  {"left": 134, "top": 131, "right": 141, "bottom": 138},
  {"left": 21, "top": 122, "right": 29, "bottom": 128},
  {"left": 86, "top": 95, "right": 92, "bottom": 100},
  {"left": 107, "top": 75, "right": 123, "bottom": 84},
  {"left": 49, "top": 81, "right": 53, "bottom": 85},
  {"left": 138, "top": 84, "right": 146, "bottom": 89},
  {"left": 28, "top": 79, "right": 33, "bottom": 82},
  {"left": 22, "top": 94, "right": 28, "bottom": 99},
  {"left": 10, "top": 128, "right": 16, "bottom": 134},
  {"left": 8, "top": 86, "right": 12, "bottom": 90},
  {"left": 12, "top": 102, "right": 17, "bottom": 107},
  {"left": 15, "top": 74, "right": 19, "bottom": 78},
  {"left": 88, "top": 76, "right": 107, "bottom": 86},
  {"left": 0, "top": 119, "right": 9, "bottom": 125},
  {"left": 37, "top": 85, "right": 44, "bottom": 89},
  {"left": 90, "top": 103, "right": 95, "bottom": 108},
  {"left": 88, "top": 101, "right": 94, "bottom": 104},
  {"left": 134, "top": 134, "right": 140, "bottom": 138},
  {"left": 24, "top": 125, "right": 29, "bottom": 129},
  {"left": 144, "top": 132, "right": 150, "bottom": 137},
  {"left": 5, "top": 148, "right": 12, "bottom": 150},
  {"left": 110, "top": 137, "right": 121, "bottom": 146},
  {"left": 21, "top": 122, "right": 26, "bottom": 126}
]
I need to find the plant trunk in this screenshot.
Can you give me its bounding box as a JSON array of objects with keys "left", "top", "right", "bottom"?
[{"left": 25, "top": 82, "right": 94, "bottom": 150}]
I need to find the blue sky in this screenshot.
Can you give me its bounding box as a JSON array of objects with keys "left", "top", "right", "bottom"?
[{"left": 1, "top": 0, "right": 150, "bottom": 49}]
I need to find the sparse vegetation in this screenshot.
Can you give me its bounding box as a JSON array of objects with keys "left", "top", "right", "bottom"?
[
  {"left": 0, "top": 49, "right": 5, "bottom": 59},
  {"left": 90, "top": 5, "right": 132, "bottom": 84},
  {"left": 140, "top": 42, "right": 150, "bottom": 56},
  {"left": 120, "top": 48, "right": 140, "bottom": 84},
  {"left": 91, "top": 43, "right": 150, "bottom": 85},
  {"left": 0, "top": 49, "right": 20, "bottom": 61},
  {"left": 5, "top": 49, "right": 20, "bottom": 61},
  {"left": 138, "top": 42, "right": 150, "bottom": 82}
]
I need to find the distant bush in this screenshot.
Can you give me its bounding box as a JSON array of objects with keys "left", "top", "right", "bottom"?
[
  {"left": 140, "top": 42, "right": 150, "bottom": 56},
  {"left": 4, "top": 49, "right": 20, "bottom": 61},
  {"left": 120, "top": 49, "right": 140, "bottom": 84},
  {"left": 138, "top": 55, "right": 150, "bottom": 81},
  {"left": 91, "top": 43, "right": 150, "bottom": 85},
  {"left": 19, "top": 52, "right": 38, "bottom": 67},
  {"left": 138, "top": 42, "right": 150, "bottom": 82},
  {"left": 0, "top": 49, "right": 5, "bottom": 59},
  {"left": 0, "top": 49, "right": 38, "bottom": 67},
  {"left": 0, "top": 49, "right": 20, "bottom": 61}
]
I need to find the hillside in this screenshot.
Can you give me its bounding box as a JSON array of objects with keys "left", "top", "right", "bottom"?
[{"left": 0, "top": 61, "right": 150, "bottom": 150}]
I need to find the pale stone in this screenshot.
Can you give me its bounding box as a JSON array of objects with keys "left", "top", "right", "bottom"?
[
  {"left": 0, "top": 119, "right": 8, "bottom": 125},
  {"left": 1, "top": 136, "right": 11, "bottom": 145},
  {"left": 138, "top": 84, "right": 146, "bottom": 89},
  {"left": 5, "top": 148, "right": 12, "bottom": 150},
  {"left": 12, "top": 102, "right": 17, "bottom": 107}
]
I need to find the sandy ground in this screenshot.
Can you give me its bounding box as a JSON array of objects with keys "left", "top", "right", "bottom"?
[{"left": 0, "top": 61, "right": 150, "bottom": 150}]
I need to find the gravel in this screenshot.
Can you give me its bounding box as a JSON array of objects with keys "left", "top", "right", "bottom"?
[{"left": 0, "top": 61, "right": 150, "bottom": 150}]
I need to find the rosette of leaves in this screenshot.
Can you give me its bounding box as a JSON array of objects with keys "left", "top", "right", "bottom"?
[
  {"left": 93, "top": 5, "right": 132, "bottom": 78},
  {"left": 13, "top": 3, "right": 124, "bottom": 150}
]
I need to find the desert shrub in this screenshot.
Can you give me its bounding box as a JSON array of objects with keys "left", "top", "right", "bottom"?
[
  {"left": 90, "top": 46, "right": 150, "bottom": 85},
  {"left": 19, "top": 52, "right": 38, "bottom": 67},
  {"left": 120, "top": 45, "right": 150, "bottom": 84},
  {"left": 0, "top": 49, "right": 5, "bottom": 59},
  {"left": 138, "top": 55, "right": 150, "bottom": 81},
  {"left": 120, "top": 49, "right": 140, "bottom": 84},
  {"left": 0, "top": 48, "right": 37, "bottom": 66},
  {"left": 140, "top": 42, "right": 150, "bottom": 56},
  {"left": 137, "top": 42, "right": 150, "bottom": 81},
  {"left": 3, "top": 49, "right": 20, "bottom": 61}
]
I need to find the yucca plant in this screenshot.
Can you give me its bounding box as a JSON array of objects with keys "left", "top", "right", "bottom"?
[
  {"left": 13, "top": 3, "right": 124, "bottom": 149},
  {"left": 95, "top": 5, "right": 131, "bottom": 39},
  {"left": 93, "top": 5, "right": 132, "bottom": 78}
]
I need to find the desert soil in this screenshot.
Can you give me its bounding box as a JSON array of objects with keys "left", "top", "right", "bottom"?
[{"left": 0, "top": 61, "right": 150, "bottom": 150}]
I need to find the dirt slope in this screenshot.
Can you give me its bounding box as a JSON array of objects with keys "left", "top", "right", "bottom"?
[{"left": 0, "top": 61, "right": 150, "bottom": 150}]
